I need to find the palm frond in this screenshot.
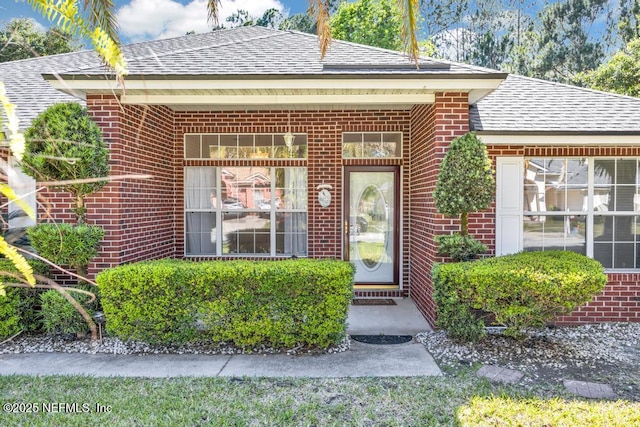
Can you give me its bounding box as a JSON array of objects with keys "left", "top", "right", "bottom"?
[
  {"left": 0, "top": 184, "right": 35, "bottom": 221},
  {"left": 24, "top": 0, "right": 127, "bottom": 76},
  {"left": 82, "top": 0, "right": 120, "bottom": 46},
  {"left": 398, "top": 0, "right": 420, "bottom": 66},
  {"left": 206, "top": 0, "right": 222, "bottom": 28},
  {"left": 0, "top": 236, "right": 35, "bottom": 288},
  {"left": 0, "top": 82, "right": 26, "bottom": 161},
  {"left": 309, "top": 0, "right": 332, "bottom": 60}
]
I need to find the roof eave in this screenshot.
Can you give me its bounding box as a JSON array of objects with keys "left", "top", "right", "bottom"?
[{"left": 475, "top": 131, "right": 640, "bottom": 146}]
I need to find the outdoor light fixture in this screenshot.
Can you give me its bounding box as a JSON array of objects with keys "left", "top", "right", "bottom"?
[
  {"left": 284, "top": 112, "right": 295, "bottom": 149},
  {"left": 283, "top": 131, "right": 295, "bottom": 149}
]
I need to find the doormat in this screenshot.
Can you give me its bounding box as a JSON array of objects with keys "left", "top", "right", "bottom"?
[
  {"left": 351, "top": 335, "right": 412, "bottom": 345},
  {"left": 352, "top": 299, "right": 397, "bottom": 306}
]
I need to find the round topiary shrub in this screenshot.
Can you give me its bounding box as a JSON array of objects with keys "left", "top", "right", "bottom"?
[
  {"left": 433, "top": 132, "right": 494, "bottom": 260},
  {"left": 22, "top": 102, "right": 109, "bottom": 223}
]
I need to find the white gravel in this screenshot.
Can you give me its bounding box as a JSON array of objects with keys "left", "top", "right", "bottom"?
[
  {"left": 0, "top": 334, "right": 350, "bottom": 356},
  {"left": 417, "top": 322, "right": 640, "bottom": 398}
]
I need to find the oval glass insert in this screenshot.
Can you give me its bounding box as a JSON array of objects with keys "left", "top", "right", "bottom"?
[{"left": 356, "top": 185, "right": 387, "bottom": 269}]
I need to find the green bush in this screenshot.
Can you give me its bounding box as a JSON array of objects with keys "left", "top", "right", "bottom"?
[
  {"left": 22, "top": 102, "right": 109, "bottom": 223},
  {"left": 96, "top": 259, "right": 355, "bottom": 348},
  {"left": 435, "top": 233, "right": 487, "bottom": 261},
  {"left": 0, "top": 259, "right": 49, "bottom": 334},
  {"left": 433, "top": 132, "right": 494, "bottom": 236},
  {"left": 433, "top": 251, "right": 607, "bottom": 341},
  {"left": 27, "top": 223, "right": 104, "bottom": 275},
  {"left": 0, "top": 289, "right": 22, "bottom": 339},
  {"left": 40, "top": 289, "right": 92, "bottom": 335}
]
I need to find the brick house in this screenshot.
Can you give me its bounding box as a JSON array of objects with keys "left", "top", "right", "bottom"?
[{"left": 2, "top": 26, "right": 639, "bottom": 325}]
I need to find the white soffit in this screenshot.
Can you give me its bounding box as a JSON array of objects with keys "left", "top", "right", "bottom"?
[
  {"left": 47, "top": 77, "right": 503, "bottom": 106},
  {"left": 479, "top": 134, "right": 640, "bottom": 146}
]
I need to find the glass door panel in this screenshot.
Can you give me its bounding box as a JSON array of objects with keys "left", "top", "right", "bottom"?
[{"left": 345, "top": 167, "right": 399, "bottom": 285}]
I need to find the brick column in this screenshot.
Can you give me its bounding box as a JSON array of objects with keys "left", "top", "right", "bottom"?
[{"left": 409, "top": 93, "right": 469, "bottom": 325}]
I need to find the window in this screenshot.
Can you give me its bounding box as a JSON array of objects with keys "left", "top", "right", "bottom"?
[
  {"left": 185, "top": 133, "right": 307, "bottom": 159},
  {"left": 522, "top": 157, "right": 640, "bottom": 269},
  {"left": 185, "top": 166, "right": 307, "bottom": 256},
  {"left": 342, "top": 132, "right": 402, "bottom": 158},
  {"left": 7, "top": 157, "right": 36, "bottom": 228}
]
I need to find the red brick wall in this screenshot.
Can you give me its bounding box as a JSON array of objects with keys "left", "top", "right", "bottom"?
[
  {"left": 175, "top": 109, "right": 411, "bottom": 296},
  {"left": 83, "top": 95, "right": 177, "bottom": 276},
  {"left": 409, "top": 93, "right": 470, "bottom": 325},
  {"left": 487, "top": 143, "right": 640, "bottom": 323}
]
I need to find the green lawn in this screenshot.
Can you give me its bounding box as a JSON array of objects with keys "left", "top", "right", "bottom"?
[{"left": 0, "top": 374, "right": 638, "bottom": 426}]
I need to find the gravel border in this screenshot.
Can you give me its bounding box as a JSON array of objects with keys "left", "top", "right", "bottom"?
[
  {"left": 0, "top": 334, "right": 351, "bottom": 356},
  {"left": 417, "top": 322, "right": 640, "bottom": 400}
]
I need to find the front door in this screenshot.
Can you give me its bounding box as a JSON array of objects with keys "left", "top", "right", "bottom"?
[{"left": 344, "top": 167, "right": 399, "bottom": 285}]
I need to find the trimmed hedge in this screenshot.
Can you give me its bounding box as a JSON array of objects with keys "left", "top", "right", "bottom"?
[
  {"left": 433, "top": 251, "right": 607, "bottom": 341},
  {"left": 96, "top": 259, "right": 354, "bottom": 348}
]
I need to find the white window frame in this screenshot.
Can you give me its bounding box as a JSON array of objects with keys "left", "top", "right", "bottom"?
[
  {"left": 184, "top": 133, "right": 308, "bottom": 160},
  {"left": 497, "top": 156, "right": 640, "bottom": 271},
  {"left": 342, "top": 132, "right": 403, "bottom": 159},
  {"left": 184, "top": 166, "right": 308, "bottom": 257},
  {"left": 7, "top": 157, "right": 37, "bottom": 228}
]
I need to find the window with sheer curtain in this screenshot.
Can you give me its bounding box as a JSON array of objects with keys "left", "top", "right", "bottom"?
[{"left": 184, "top": 166, "right": 307, "bottom": 257}]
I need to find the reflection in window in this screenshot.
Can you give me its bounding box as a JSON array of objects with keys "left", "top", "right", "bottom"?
[
  {"left": 185, "top": 166, "right": 307, "bottom": 257},
  {"left": 342, "top": 132, "right": 402, "bottom": 158},
  {"left": 523, "top": 157, "right": 640, "bottom": 269},
  {"left": 185, "top": 134, "right": 307, "bottom": 159}
]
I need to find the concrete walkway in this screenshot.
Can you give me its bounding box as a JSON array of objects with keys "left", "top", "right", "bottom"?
[{"left": 0, "top": 298, "right": 442, "bottom": 378}]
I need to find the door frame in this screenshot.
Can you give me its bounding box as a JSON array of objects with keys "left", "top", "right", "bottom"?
[{"left": 343, "top": 166, "right": 401, "bottom": 287}]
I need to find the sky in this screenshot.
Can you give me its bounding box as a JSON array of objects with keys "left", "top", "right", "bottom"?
[{"left": 0, "top": 0, "right": 308, "bottom": 43}]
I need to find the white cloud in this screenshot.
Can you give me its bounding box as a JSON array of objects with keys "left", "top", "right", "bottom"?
[{"left": 117, "top": 0, "right": 285, "bottom": 42}]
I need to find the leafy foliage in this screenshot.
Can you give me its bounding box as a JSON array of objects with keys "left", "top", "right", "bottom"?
[
  {"left": 0, "top": 259, "right": 49, "bottom": 335},
  {"left": 40, "top": 289, "right": 92, "bottom": 335},
  {"left": 23, "top": 102, "right": 109, "bottom": 223},
  {"left": 27, "top": 223, "right": 104, "bottom": 276},
  {"left": 578, "top": 38, "right": 640, "bottom": 97},
  {"left": 280, "top": 13, "right": 317, "bottom": 34},
  {"left": 0, "top": 288, "right": 22, "bottom": 339},
  {"left": 0, "top": 18, "right": 82, "bottom": 63},
  {"left": 24, "top": 0, "right": 126, "bottom": 76},
  {"left": 433, "top": 132, "right": 494, "bottom": 235},
  {"left": 433, "top": 251, "right": 607, "bottom": 341},
  {"left": 435, "top": 234, "right": 487, "bottom": 262},
  {"left": 224, "top": 8, "right": 284, "bottom": 28},
  {"left": 331, "top": 0, "right": 403, "bottom": 51},
  {"left": 97, "top": 259, "right": 354, "bottom": 348}
]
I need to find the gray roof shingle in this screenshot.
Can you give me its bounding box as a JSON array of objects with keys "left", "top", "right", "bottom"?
[
  {"left": 470, "top": 75, "right": 640, "bottom": 134},
  {"left": 2, "top": 26, "right": 640, "bottom": 135},
  {"left": 66, "top": 26, "right": 497, "bottom": 77}
]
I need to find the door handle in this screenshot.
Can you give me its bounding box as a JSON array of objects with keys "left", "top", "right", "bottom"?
[{"left": 344, "top": 220, "right": 348, "bottom": 235}]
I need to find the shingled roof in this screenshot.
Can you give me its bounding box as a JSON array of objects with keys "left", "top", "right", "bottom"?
[
  {"left": 61, "top": 26, "right": 497, "bottom": 77},
  {"left": 471, "top": 75, "right": 640, "bottom": 134},
  {"left": 2, "top": 26, "right": 640, "bottom": 135}
]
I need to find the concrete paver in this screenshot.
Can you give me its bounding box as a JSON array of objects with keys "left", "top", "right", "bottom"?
[
  {"left": 476, "top": 364, "right": 524, "bottom": 384},
  {"left": 348, "top": 298, "right": 432, "bottom": 335},
  {"left": 563, "top": 380, "right": 616, "bottom": 399}
]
